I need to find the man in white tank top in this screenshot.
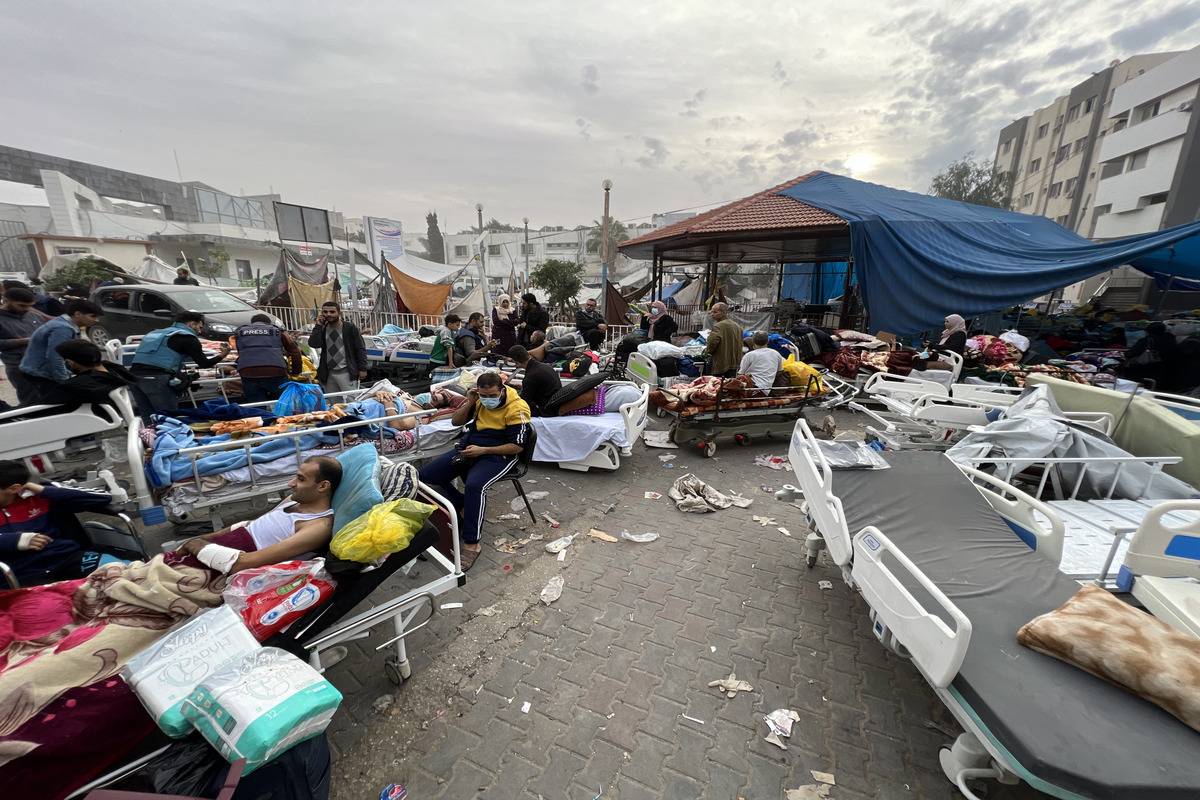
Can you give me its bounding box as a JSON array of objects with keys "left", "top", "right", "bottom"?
[{"left": 179, "top": 456, "right": 340, "bottom": 574}]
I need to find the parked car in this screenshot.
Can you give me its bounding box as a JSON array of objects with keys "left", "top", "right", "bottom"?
[{"left": 88, "top": 284, "right": 283, "bottom": 345}]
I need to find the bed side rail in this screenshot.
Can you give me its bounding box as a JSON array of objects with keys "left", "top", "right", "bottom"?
[
  {"left": 788, "top": 420, "right": 852, "bottom": 565},
  {"left": 619, "top": 382, "right": 651, "bottom": 444},
  {"left": 1122, "top": 500, "right": 1200, "bottom": 585},
  {"left": 908, "top": 396, "right": 992, "bottom": 427},
  {"left": 1143, "top": 389, "right": 1200, "bottom": 422},
  {"left": 951, "top": 383, "right": 1024, "bottom": 407},
  {"left": 851, "top": 527, "right": 972, "bottom": 688},
  {"left": 961, "top": 454, "right": 1182, "bottom": 501},
  {"left": 956, "top": 464, "right": 1065, "bottom": 566},
  {"left": 624, "top": 351, "right": 657, "bottom": 387},
  {"left": 863, "top": 371, "right": 949, "bottom": 404}
]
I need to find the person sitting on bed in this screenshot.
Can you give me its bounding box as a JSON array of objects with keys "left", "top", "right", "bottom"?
[
  {"left": 557, "top": 381, "right": 642, "bottom": 416},
  {"left": 0, "top": 459, "right": 116, "bottom": 585},
  {"left": 176, "top": 456, "right": 340, "bottom": 574},
  {"left": 418, "top": 371, "right": 530, "bottom": 570},
  {"left": 508, "top": 345, "right": 561, "bottom": 416},
  {"left": 38, "top": 339, "right": 139, "bottom": 413},
  {"left": 921, "top": 314, "right": 967, "bottom": 371},
  {"left": 525, "top": 330, "right": 583, "bottom": 363},
  {"left": 738, "top": 331, "right": 785, "bottom": 395}
]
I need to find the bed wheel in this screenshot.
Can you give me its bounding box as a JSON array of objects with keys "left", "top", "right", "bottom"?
[
  {"left": 805, "top": 553, "right": 818, "bottom": 568},
  {"left": 656, "top": 406, "right": 667, "bottom": 418},
  {"left": 384, "top": 656, "right": 411, "bottom": 685},
  {"left": 701, "top": 441, "right": 717, "bottom": 458}
]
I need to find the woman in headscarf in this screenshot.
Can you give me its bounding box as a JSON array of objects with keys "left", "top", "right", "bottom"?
[
  {"left": 922, "top": 313, "right": 968, "bottom": 371},
  {"left": 639, "top": 300, "right": 677, "bottom": 343},
  {"left": 491, "top": 293, "right": 517, "bottom": 356}
]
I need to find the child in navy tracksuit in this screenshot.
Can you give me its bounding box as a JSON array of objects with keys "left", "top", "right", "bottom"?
[{"left": 0, "top": 460, "right": 113, "bottom": 585}]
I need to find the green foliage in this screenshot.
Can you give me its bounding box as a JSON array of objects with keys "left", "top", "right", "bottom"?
[
  {"left": 530, "top": 258, "right": 584, "bottom": 312},
  {"left": 200, "top": 245, "right": 230, "bottom": 278},
  {"left": 586, "top": 218, "right": 630, "bottom": 254},
  {"left": 425, "top": 211, "right": 445, "bottom": 262},
  {"left": 929, "top": 155, "right": 1012, "bottom": 209},
  {"left": 41, "top": 256, "right": 115, "bottom": 292}
]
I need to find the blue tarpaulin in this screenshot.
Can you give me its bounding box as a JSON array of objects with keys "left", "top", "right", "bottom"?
[
  {"left": 779, "top": 172, "right": 1200, "bottom": 334},
  {"left": 781, "top": 262, "right": 851, "bottom": 304}
]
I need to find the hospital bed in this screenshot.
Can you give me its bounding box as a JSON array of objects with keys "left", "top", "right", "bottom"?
[
  {"left": 529, "top": 382, "right": 650, "bottom": 472},
  {"left": 128, "top": 395, "right": 462, "bottom": 526},
  {"left": 0, "top": 386, "right": 139, "bottom": 476},
  {"left": 811, "top": 447, "right": 1200, "bottom": 798},
  {"left": 105, "top": 338, "right": 244, "bottom": 405}
]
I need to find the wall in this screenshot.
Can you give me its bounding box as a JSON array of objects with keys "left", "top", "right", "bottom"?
[
  {"left": 0, "top": 202, "right": 52, "bottom": 232},
  {"left": 1110, "top": 46, "right": 1200, "bottom": 117},
  {"left": 35, "top": 237, "right": 150, "bottom": 269},
  {"left": 1095, "top": 136, "right": 1184, "bottom": 216}
]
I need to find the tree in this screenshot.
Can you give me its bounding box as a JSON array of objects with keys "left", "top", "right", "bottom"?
[
  {"left": 41, "top": 256, "right": 115, "bottom": 293},
  {"left": 425, "top": 211, "right": 445, "bottom": 262},
  {"left": 929, "top": 155, "right": 1012, "bottom": 209},
  {"left": 200, "top": 245, "right": 229, "bottom": 278},
  {"left": 530, "top": 258, "right": 584, "bottom": 312},
  {"left": 586, "top": 218, "right": 630, "bottom": 254}
]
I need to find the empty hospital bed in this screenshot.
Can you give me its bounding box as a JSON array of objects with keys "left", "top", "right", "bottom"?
[
  {"left": 825, "top": 449, "right": 1200, "bottom": 798},
  {"left": 529, "top": 381, "right": 651, "bottom": 472}
]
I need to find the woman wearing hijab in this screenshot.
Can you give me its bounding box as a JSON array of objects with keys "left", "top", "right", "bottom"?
[
  {"left": 923, "top": 313, "right": 968, "bottom": 371},
  {"left": 639, "top": 300, "right": 677, "bottom": 343},
  {"left": 491, "top": 293, "right": 517, "bottom": 356}
]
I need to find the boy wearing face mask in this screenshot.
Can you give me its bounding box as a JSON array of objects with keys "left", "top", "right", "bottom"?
[{"left": 417, "top": 371, "right": 530, "bottom": 570}]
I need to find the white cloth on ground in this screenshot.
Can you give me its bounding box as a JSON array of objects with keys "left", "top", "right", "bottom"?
[
  {"left": 530, "top": 413, "right": 631, "bottom": 462},
  {"left": 738, "top": 348, "right": 784, "bottom": 391}
]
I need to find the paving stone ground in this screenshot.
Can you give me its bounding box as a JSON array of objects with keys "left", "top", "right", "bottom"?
[{"left": 319, "top": 411, "right": 1044, "bottom": 800}]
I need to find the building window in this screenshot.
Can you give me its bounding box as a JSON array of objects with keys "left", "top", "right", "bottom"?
[
  {"left": 1048, "top": 182, "right": 1063, "bottom": 198},
  {"left": 1001, "top": 139, "right": 1012, "bottom": 155},
  {"left": 1066, "top": 104, "right": 1081, "bottom": 122},
  {"left": 453, "top": 245, "right": 468, "bottom": 257},
  {"left": 1021, "top": 192, "right": 1034, "bottom": 208},
  {"left": 1056, "top": 145, "right": 1070, "bottom": 163},
  {"left": 1112, "top": 118, "right": 1128, "bottom": 132},
  {"left": 1036, "top": 123, "right": 1049, "bottom": 139},
  {"left": 1134, "top": 100, "right": 1161, "bottom": 124},
  {"left": 1139, "top": 192, "right": 1169, "bottom": 207},
  {"left": 1073, "top": 137, "right": 1088, "bottom": 154},
  {"left": 1028, "top": 157, "right": 1042, "bottom": 173},
  {"left": 1055, "top": 215, "right": 1069, "bottom": 226},
  {"left": 1100, "top": 160, "right": 1124, "bottom": 180},
  {"left": 1064, "top": 177, "right": 1077, "bottom": 197},
  {"left": 520, "top": 243, "right": 530, "bottom": 255},
  {"left": 194, "top": 188, "right": 266, "bottom": 228},
  {"left": 547, "top": 242, "right": 577, "bottom": 250},
  {"left": 1128, "top": 150, "right": 1149, "bottom": 171},
  {"left": 1084, "top": 95, "right": 1097, "bottom": 113},
  {"left": 487, "top": 244, "right": 501, "bottom": 256},
  {"left": 235, "top": 259, "right": 252, "bottom": 281},
  {"left": 55, "top": 246, "right": 91, "bottom": 255}
]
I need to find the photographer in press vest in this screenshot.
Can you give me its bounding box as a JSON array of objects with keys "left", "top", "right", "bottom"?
[{"left": 234, "top": 314, "right": 303, "bottom": 402}]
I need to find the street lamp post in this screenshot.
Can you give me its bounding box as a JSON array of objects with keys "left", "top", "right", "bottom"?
[
  {"left": 600, "top": 179, "right": 612, "bottom": 315},
  {"left": 523, "top": 217, "right": 530, "bottom": 291},
  {"left": 476, "top": 202, "right": 485, "bottom": 290}
]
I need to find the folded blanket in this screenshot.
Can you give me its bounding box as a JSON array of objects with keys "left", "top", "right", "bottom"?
[{"left": 1017, "top": 584, "right": 1200, "bottom": 733}]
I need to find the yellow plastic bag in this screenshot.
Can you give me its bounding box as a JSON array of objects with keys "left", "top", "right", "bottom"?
[
  {"left": 330, "top": 499, "right": 436, "bottom": 562},
  {"left": 781, "top": 354, "right": 826, "bottom": 394}
]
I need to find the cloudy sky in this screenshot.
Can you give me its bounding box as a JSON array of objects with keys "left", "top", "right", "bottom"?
[{"left": 3, "top": 1, "right": 1198, "bottom": 233}]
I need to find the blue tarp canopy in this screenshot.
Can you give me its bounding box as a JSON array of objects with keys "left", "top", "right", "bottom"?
[
  {"left": 779, "top": 172, "right": 1200, "bottom": 334},
  {"left": 781, "top": 262, "right": 851, "bottom": 305}
]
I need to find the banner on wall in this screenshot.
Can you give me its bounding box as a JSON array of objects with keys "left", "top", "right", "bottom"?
[{"left": 365, "top": 217, "right": 406, "bottom": 266}]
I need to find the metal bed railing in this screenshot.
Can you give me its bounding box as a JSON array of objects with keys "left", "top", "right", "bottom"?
[{"left": 961, "top": 455, "right": 1183, "bottom": 501}]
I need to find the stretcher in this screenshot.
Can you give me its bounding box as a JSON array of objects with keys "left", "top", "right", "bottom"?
[
  {"left": 128, "top": 394, "right": 462, "bottom": 526},
  {"left": 821, "top": 449, "right": 1200, "bottom": 798},
  {"left": 529, "top": 382, "right": 651, "bottom": 472},
  {"left": 62, "top": 480, "right": 465, "bottom": 800}
]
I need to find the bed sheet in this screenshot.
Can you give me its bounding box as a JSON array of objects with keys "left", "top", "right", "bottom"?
[{"left": 531, "top": 413, "right": 629, "bottom": 463}]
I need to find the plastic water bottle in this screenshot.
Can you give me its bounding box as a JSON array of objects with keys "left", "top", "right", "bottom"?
[{"left": 379, "top": 785, "right": 408, "bottom": 800}]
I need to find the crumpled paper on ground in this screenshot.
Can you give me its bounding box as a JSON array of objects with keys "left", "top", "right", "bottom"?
[
  {"left": 707, "top": 671, "right": 754, "bottom": 698},
  {"left": 763, "top": 708, "right": 801, "bottom": 749},
  {"left": 540, "top": 575, "right": 564, "bottom": 604},
  {"left": 669, "top": 473, "right": 736, "bottom": 513},
  {"left": 785, "top": 786, "right": 831, "bottom": 800}
]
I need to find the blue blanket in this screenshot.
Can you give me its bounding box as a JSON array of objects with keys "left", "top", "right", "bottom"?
[
  {"left": 171, "top": 400, "right": 278, "bottom": 423},
  {"left": 147, "top": 416, "right": 321, "bottom": 488}
]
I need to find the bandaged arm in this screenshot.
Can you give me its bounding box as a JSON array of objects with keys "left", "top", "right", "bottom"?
[{"left": 196, "top": 543, "right": 242, "bottom": 574}]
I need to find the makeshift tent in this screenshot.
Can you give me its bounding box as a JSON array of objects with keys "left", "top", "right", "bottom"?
[
  {"left": 385, "top": 260, "right": 453, "bottom": 315},
  {"left": 603, "top": 281, "right": 631, "bottom": 324},
  {"left": 258, "top": 251, "right": 330, "bottom": 306},
  {"left": 779, "top": 172, "right": 1200, "bottom": 333},
  {"left": 132, "top": 255, "right": 179, "bottom": 284},
  {"left": 780, "top": 261, "right": 850, "bottom": 304},
  {"left": 446, "top": 279, "right": 486, "bottom": 317},
  {"left": 288, "top": 277, "right": 335, "bottom": 311}
]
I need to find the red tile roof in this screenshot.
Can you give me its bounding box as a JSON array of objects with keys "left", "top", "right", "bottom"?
[{"left": 620, "top": 172, "right": 846, "bottom": 250}]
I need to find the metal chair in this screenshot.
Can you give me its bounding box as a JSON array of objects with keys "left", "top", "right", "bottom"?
[{"left": 506, "top": 426, "right": 539, "bottom": 524}]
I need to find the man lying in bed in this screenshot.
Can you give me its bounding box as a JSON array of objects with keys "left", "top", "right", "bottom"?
[{"left": 174, "top": 455, "right": 341, "bottom": 573}]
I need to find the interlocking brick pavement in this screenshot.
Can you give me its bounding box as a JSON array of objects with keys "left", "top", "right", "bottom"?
[{"left": 328, "top": 414, "right": 1045, "bottom": 799}]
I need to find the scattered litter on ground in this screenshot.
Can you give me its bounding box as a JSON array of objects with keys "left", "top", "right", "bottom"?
[
  {"left": 497, "top": 513, "right": 522, "bottom": 521},
  {"left": 474, "top": 604, "right": 501, "bottom": 617},
  {"left": 754, "top": 454, "right": 790, "bottom": 470},
  {"left": 763, "top": 708, "right": 801, "bottom": 750},
  {"left": 601, "top": 503, "right": 616, "bottom": 514},
  {"left": 540, "top": 512, "right": 561, "bottom": 528},
  {"left": 540, "top": 575, "right": 564, "bottom": 604},
  {"left": 512, "top": 491, "right": 548, "bottom": 510},
  {"left": 727, "top": 492, "right": 753, "bottom": 508},
  {"left": 821, "top": 414, "right": 837, "bottom": 437},
  {"left": 818, "top": 580, "right": 833, "bottom": 590},
  {"left": 785, "top": 785, "right": 832, "bottom": 800},
  {"left": 644, "top": 430, "right": 678, "bottom": 449},
  {"left": 708, "top": 671, "right": 754, "bottom": 698},
  {"left": 379, "top": 783, "right": 407, "bottom": 800},
  {"left": 778, "top": 527, "right": 791, "bottom": 537},
  {"left": 680, "top": 714, "right": 706, "bottom": 725},
  {"left": 501, "top": 563, "right": 513, "bottom": 574},
  {"left": 526, "top": 479, "right": 538, "bottom": 484},
  {"left": 710, "top": 646, "right": 717, "bottom": 653},
  {"left": 663, "top": 463, "right": 675, "bottom": 469},
  {"left": 644, "top": 491, "right": 663, "bottom": 500},
  {"left": 658, "top": 453, "right": 677, "bottom": 461},
  {"left": 761, "top": 485, "right": 774, "bottom": 493},
  {"left": 619, "top": 530, "right": 659, "bottom": 543},
  {"left": 810, "top": 771, "right": 836, "bottom": 786},
  {"left": 372, "top": 694, "right": 394, "bottom": 714},
  {"left": 588, "top": 528, "right": 619, "bottom": 543},
  {"left": 521, "top": 701, "right": 531, "bottom": 714},
  {"left": 669, "top": 473, "right": 740, "bottom": 512},
  {"left": 606, "top": 712, "right": 615, "bottom": 719},
  {"left": 494, "top": 539, "right": 524, "bottom": 554},
  {"left": 751, "top": 515, "right": 778, "bottom": 527},
  {"left": 440, "top": 602, "right": 463, "bottom": 610},
  {"left": 544, "top": 534, "right": 576, "bottom": 553},
  {"left": 556, "top": 550, "right": 566, "bottom": 562},
  {"left": 528, "top": 532, "right": 544, "bottom": 541}
]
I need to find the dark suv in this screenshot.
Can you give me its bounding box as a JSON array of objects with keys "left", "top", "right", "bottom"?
[{"left": 88, "top": 284, "right": 281, "bottom": 344}]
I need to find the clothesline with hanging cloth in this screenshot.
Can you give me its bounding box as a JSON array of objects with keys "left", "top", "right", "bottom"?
[
  {"left": 287, "top": 277, "right": 335, "bottom": 313},
  {"left": 258, "top": 250, "right": 331, "bottom": 306},
  {"left": 385, "top": 260, "right": 454, "bottom": 315}
]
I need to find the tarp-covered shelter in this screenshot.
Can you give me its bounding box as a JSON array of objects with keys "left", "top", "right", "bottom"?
[
  {"left": 620, "top": 171, "right": 1200, "bottom": 334},
  {"left": 385, "top": 260, "right": 453, "bottom": 316},
  {"left": 258, "top": 250, "right": 331, "bottom": 306},
  {"left": 132, "top": 254, "right": 179, "bottom": 284}
]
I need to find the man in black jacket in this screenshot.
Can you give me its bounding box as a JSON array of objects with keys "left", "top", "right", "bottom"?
[
  {"left": 574, "top": 297, "right": 607, "bottom": 349},
  {"left": 508, "top": 345, "right": 561, "bottom": 416},
  {"left": 42, "top": 339, "right": 139, "bottom": 414},
  {"left": 308, "top": 301, "right": 368, "bottom": 393},
  {"left": 518, "top": 293, "right": 549, "bottom": 348}
]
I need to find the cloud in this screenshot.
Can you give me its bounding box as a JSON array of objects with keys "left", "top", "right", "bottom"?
[
  {"left": 926, "top": 7, "right": 1035, "bottom": 68},
  {"left": 1112, "top": 4, "right": 1200, "bottom": 51},
  {"left": 575, "top": 117, "right": 592, "bottom": 141},
  {"left": 779, "top": 122, "right": 821, "bottom": 151},
  {"left": 771, "top": 60, "right": 793, "bottom": 88},
  {"left": 680, "top": 89, "right": 707, "bottom": 117},
  {"left": 636, "top": 137, "right": 669, "bottom": 168},
  {"left": 1044, "top": 41, "right": 1105, "bottom": 67},
  {"left": 581, "top": 63, "right": 599, "bottom": 94},
  {"left": 708, "top": 115, "right": 746, "bottom": 130}
]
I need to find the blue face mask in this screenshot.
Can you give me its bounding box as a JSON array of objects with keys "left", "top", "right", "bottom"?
[
  {"left": 480, "top": 395, "right": 502, "bottom": 409},
  {"left": 413, "top": 392, "right": 432, "bottom": 406}
]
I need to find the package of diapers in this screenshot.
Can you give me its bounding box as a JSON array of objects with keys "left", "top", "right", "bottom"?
[
  {"left": 122, "top": 605, "right": 261, "bottom": 738},
  {"left": 181, "top": 647, "right": 342, "bottom": 773}
]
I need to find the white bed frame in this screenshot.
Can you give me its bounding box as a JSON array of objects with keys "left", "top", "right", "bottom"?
[
  {"left": 785, "top": 419, "right": 853, "bottom": 576},
  {"left": 545, "top": 381, "right": 651, "bottom": 472},
  {"left": 0, "top": 386, "right": 138, "bottom": 474}
]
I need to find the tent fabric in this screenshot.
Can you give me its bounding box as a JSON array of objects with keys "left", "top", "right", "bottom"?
[
  {"left": 287, "top": 277, "right": 335, "bottom": 312},
  {"left": 780, "top": 261, "right": 850, "bottom": 304},
  {"left": 659, "top": 279, "right": 688, "bottom": 301},
  {"left": 258, "top": 251, "right": 329, "bottom": 306},
  {"left": 667, "top": 279, "right": 704, "bottom": 308},
  {"left": 445, "top": 279, "right": 485, "bottom": 317},
  {"left": 390, "top": 251, "right": 464, "bottom": 284},
  {"left": 779, "top": 172, "right": 1200, "bottom": 334},
  {"left": 133, "top": 255, "right": 179, "bottom": 284},
  {"left": 386, "top": 261, "right": 452, "bottom": 315},
  {"left": 603, "top": 281, "right": 631, "bottom": 324}
]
